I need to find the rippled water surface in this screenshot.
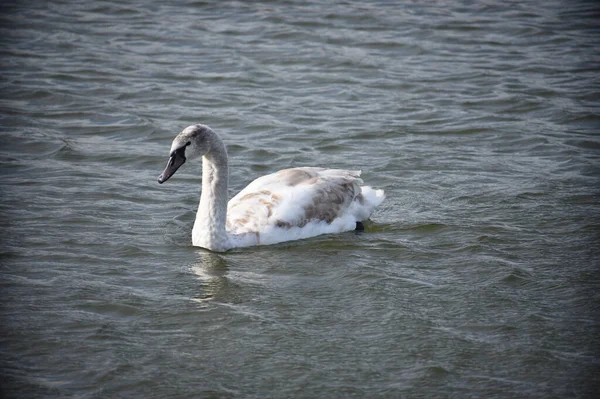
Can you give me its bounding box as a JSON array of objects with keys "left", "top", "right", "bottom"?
[{"left": 1, "top": 0, "right": 599, "bottom": 397}]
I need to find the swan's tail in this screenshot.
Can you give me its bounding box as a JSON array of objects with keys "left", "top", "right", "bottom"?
[
  {"left": 354, "top": 186, "right": 385, "bottom": 221},
  {"left": 361, "top": 186, "right": 385, "bottom": 207}
]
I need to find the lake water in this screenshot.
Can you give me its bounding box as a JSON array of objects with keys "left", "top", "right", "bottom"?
[{"left": 1, "top": 0, "right": 599, "bottom": 397}]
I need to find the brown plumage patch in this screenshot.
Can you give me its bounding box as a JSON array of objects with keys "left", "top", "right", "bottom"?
[
  {"left": 229, "top": 190, "right": 282, "bottom": 232},
  {"left": 304, "top": 177, "right": 320, "bottom": 185},
  {"left": 277, "top": 168, "right": 315, "bottom": 186},
  {"left": 235, "top": 217, "right": 249, "bottom": 225},
  {"left": 259, "top": 198, "right": 273, "bottom": 218},
  {"left": 239, "top": 190, "right": 273, "bottom": 202},
  {"left": 270, "top": 193, "right": 281, "bottom": 201},
  {"left": 277, "top": 179, "right": 358, "bottom": 228},
  {"left": 239, "top": 193, "right": 253, "bottom": 202}
]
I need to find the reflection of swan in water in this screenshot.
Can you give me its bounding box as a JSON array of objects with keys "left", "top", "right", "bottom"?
[{"left": 189, "top": 251, "right": 232, "bottom": 303}]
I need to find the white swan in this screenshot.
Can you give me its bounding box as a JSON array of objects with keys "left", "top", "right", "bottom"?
[{"left": 158, "top": 124, "right": 385, "bottom": 252}]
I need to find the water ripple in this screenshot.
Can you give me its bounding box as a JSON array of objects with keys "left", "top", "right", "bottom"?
[{"left": 1, "top": 0, "right": 599, "bottom": 398}]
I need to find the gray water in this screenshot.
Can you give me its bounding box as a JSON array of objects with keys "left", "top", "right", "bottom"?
[{"left": 1, "top": 0, "right": 599, "bottom": 397}]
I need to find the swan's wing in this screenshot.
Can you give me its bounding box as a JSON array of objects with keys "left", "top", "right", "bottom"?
[{"left": 226, "top": 167, "right": 364, "bottom": 233}]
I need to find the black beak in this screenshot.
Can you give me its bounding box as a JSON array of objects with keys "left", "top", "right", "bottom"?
[{"left": 158, "top": 150, "right": 186, "bottom": 184}]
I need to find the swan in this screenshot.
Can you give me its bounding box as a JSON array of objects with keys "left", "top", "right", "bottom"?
[{"left": 158, "top": 124, "right": 385, "bottom": 252}]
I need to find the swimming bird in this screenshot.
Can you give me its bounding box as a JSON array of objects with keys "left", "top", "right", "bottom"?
[{"left": 158, "top": 124, "right": 385, "bottom": 252}]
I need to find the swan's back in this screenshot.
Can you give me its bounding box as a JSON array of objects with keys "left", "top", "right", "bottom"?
[{"left": 226, "top": 167, "right": 384, "bottom": 246}]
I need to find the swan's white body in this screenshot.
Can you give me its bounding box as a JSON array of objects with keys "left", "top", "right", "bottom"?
[{"left": 158, "top": 125, "right": 385, "bottom": 252}]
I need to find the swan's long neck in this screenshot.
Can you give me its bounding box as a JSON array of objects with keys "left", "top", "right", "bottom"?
[{"left": 192, "top": 133, "right": 229, "bottom": 251}]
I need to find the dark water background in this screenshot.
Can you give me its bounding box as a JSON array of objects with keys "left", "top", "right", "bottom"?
[{"left": 1, "top": 0, "right": 599, "bottom": 397}]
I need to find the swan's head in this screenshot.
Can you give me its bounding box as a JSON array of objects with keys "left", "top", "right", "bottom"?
[{"left": 157, "top": 124, "right": 213, "bottom": 184}]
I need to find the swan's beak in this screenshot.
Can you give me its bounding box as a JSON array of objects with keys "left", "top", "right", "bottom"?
[{"left": 158, "top": 151, "right": 186, "bottom": 184}]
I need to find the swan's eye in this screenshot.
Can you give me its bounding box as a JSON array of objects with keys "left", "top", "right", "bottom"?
[
  {"left": 185, "top": 141, "right": 191, "bottom": 147},
  {"left": 170, "top": 145, "right": 188, "bottom": 158}
]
